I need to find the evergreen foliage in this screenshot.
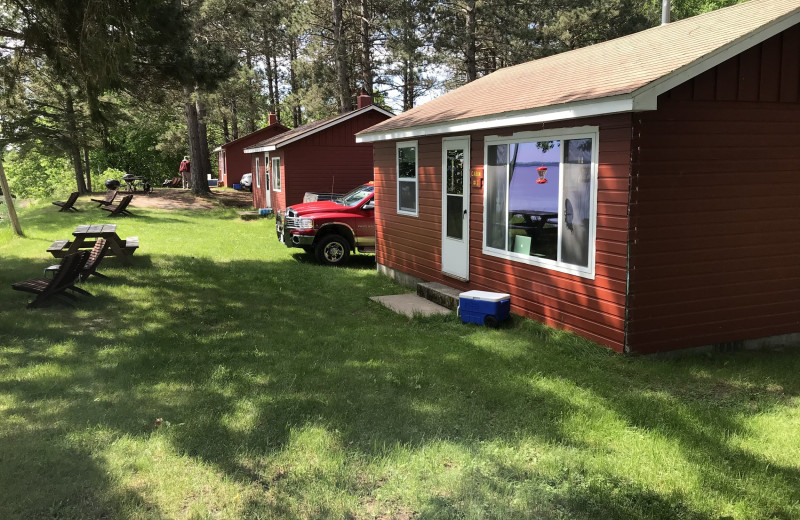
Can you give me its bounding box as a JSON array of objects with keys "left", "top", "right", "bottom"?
[{"left": 0, "top": 0, "right": 749, "bottom": 196}]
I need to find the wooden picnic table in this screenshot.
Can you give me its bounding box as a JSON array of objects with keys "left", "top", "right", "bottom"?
[
  {"left": 509, "top": 209, "right": 559, "bottom": 236},
  {"left": 48, "top": 223, "right": 138, "bottom": 266}
]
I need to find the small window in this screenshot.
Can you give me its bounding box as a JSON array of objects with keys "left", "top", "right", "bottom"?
[
  {"left": 272, "top": 157, "right": 281, "bottom": 191},
  {"left": 255, "top": 157, "right": 261, "bottom": 188},
  {"left": 397, "top": 141, "right": 418, "bottom": 216}
]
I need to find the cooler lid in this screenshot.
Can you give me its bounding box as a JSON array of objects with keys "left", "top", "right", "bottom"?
[{"left": 459, "top": 290, "right": 510, "bottom": 302}]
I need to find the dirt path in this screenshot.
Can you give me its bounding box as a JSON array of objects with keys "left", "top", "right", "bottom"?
[{"left": 125, "top": 188, "right": 253, "bottom": 211}]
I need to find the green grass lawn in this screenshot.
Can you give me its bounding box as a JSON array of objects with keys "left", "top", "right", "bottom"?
[{"left": 1, "top": 195, "right": 799, "bottom": 520}]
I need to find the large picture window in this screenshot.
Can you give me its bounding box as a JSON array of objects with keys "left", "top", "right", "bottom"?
[
  {"left": 397, "top": 141, "right": 418, "bottom": 216},
  {"left": 484, "top": 127, "right": 597, "bottom": 278},
  {"left": 272, "top": 157, "right": 281, "bottom": 191}
]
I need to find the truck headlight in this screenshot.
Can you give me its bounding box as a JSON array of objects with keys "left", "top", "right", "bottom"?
[{"left": 297, "top": 217, "right": 314, "bottom": 229}]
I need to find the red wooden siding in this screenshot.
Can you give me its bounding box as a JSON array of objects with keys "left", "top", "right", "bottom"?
[
  {"left": 628, "top": 27, "right": 800, "bottom": 353},
  {"left": 257, "top": 109, "right": 389, "bottom": 214},
  {"left": 252, "top": 150, "right": 283, "bottom": 210},
  {"left": 219, "top": 124, "right": 288, "bottom": 187},
  {"left": 374, "top": 114, "right": 632, "bottom": 352}
]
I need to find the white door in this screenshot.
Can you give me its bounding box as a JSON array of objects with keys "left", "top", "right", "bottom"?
[
  {"left": 263, "top": 153, "right": 272, "bottom": 208},
  {"left": 441, "top": 137, "right": 470, "bottom": 279}
]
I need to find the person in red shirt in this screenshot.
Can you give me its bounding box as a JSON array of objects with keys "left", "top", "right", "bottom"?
[{"left": 179, "top": 156, "right": 191, "bottom": 189}]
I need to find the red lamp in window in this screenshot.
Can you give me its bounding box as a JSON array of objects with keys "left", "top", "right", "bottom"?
[{"left": 536, "top": 166, "right": 548, "bottom": 184}]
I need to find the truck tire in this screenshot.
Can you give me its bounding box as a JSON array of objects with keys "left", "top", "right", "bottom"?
[{"left": 315, "top": 234, "right": 350, "bottom": 265}]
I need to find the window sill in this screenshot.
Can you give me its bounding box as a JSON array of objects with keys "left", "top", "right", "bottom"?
[{"left": 482, "top": 247, "right": 595, "bottom": 280}]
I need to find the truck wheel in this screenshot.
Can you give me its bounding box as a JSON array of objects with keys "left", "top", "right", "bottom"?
[{"left": 315, "top": 234, "right": 350, "bottom": 265}]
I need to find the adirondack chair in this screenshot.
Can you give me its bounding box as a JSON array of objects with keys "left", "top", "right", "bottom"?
[
  {"left": 100, "top": 194, "right": 134, "bottom": 216},
  {"left": 91, "top": 189, "right": 118, "bottom": 207},
  {"left": 11, "top": 251, "right": 91, "bottom": 308},
  {"left": 44, "top": 238, "right": 110, "bottom": 282},
  {"left": 52, "top": 192, "right": 80, "bottom": 212}
]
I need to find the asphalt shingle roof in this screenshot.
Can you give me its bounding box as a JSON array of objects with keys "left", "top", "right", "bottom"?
[{"left": 359, "top": 0, "right": 800, "bottom": 137}]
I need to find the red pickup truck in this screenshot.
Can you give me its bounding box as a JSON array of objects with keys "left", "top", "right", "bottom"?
[{"left": 275, "top": 183, "right": 375, "bottom": 265}]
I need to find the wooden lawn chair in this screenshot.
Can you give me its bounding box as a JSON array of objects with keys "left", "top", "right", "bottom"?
[
  {"left": 11, "top": 251, "right": 92, "bottom": 308},
  {"left": 100, "top": 194, "right": 134, "bottom": 216},
  {"left": 52, "top": 192, "right": 80, "bottom": 212},
  {"left": 91, "top": 189, "right": 117, "bottom": 207},
  {"left": 44, "top": 238, "right": 110, "bottom": 282}
]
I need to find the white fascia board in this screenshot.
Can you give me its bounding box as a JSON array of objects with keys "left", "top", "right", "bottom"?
[
  {"left": 243, "top": 144, "right": 276, "bottom": 154},
  {"left": 356, "top": 97, "right": 634, "bottom": 142},
  {"left": 633, "top": 10, "right": 800, "bottom": 110},
  {"left": 265, "top": 105, "right": 395, "bottom": 150}
]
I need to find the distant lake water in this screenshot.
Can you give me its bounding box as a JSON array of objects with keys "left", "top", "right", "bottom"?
[{"left": 509, "top": 163, "right": 560, "bottom": 213}]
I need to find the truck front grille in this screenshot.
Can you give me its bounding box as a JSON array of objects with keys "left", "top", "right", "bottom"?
[{"left": 283, "top": 217, "right": 301, "bottom": 229}]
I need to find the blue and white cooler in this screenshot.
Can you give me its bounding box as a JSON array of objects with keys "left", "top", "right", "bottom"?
[{"left": 458, "top": 290, "right": 511, "bottom": 328}]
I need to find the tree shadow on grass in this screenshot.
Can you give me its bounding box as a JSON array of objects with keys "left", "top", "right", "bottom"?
[{"left": 1, "top": 253, "right": 799, "bottom": 518}]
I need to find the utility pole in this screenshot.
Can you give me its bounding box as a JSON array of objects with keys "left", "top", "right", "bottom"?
[{"left": 0, "top": 159, "right": 23, "bottom": 236}]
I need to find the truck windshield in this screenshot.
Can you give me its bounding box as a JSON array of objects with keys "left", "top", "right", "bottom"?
[{"left": 338, "top": 185, "right": 374, "bottom": 207}]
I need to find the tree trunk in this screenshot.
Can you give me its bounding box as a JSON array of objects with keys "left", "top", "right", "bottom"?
[
  {"left": 231, "top": 99, "right": 239, "bottom": 140},
  {"left": 184, "top": 86, "right": 201, "bottom": 190},
  {"left": 83, "top": 145, "right": 92, "bottom": 193},
  {"left": 360, "top": 0, "right": 372, "bottom": 95},
  {"left": 0, "top": 159, "right": 23, "bottom": 236},
  {"left": 402, "top": 58, "right": 414, "bottom": 111},
  {"left": 263, "top": 29, "right": 276, "bottom": 115},
  {"left": 222, "top": 114, "right": 230, "bottom": 143},
  {"left": 332, "top": 0, "right": 353, "bottom": 112},
  {"left": 272, "top": 53, "right": 281, "bottom": 122},
  {"left": 65, "top": 91, "right": 88, "bottom": 194},
  {"left": 464, "top": 0, "right": 477, "bottom": 83},
  {"left": 193, "top": 95, "right": 212, "bottom": 195},
  {"left": 289, "top": 37, "right": 301, "bottom": 127},
  {"left": 245, "top": 53, "right": 257, "bottom": 133}
]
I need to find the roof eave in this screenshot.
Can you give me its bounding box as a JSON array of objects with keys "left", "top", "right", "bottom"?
[
  {"left": 243, "top": 144, "right": 276, "bottom": 154},
  {"left": 255, "top": 105, "right": 395, "bottom": 150},
  {"left": 356, "top": 96, "right": 635, "bottom": 143}
]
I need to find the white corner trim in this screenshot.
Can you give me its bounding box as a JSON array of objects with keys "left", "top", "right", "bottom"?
[
  {"left": 633, "top": 9, "right": 800, "bottom": 108},
  {"left": 357, "top": 97, "right": 634, "bottom": 142}
]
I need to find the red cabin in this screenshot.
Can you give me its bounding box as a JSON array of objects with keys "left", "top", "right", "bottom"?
[
  {"left": 358, "top": 0, "right": 800, "bottom": 354},
  {"left": 214, "top": 114, "right": 289, "bottom": 188},
  {"left": 243, "top": 94, "right": 392, "bottom": 214}
]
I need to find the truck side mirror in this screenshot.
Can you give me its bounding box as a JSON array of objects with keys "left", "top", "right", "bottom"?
[{"left": 362, "top": 199, "right": 374, "bottom": 210}]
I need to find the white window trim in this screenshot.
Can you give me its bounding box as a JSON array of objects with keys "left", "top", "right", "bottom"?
[
  {"left": 272, "top": 156, "right": 282, "bottom": 192},
  {"left": 255, "top": 157, "right": 261, "bottom": 189},
  {"left": 482, "top": 126, "right": 599, "bottom": 279},
  {"left": 396, "top": 140, "right": 419, "bottom": 217}
]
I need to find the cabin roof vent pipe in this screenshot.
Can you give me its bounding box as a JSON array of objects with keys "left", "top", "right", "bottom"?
[
  {"left": 661, "top": 0, "right": 671, "bottom": 25},
  {"left": 357, "top": 88, "right": 373, "bottom": 109},
  {"left": 268, "top": 112, "right": 278, "bottom": 125}
]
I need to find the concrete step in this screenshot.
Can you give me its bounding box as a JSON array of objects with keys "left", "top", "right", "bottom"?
[{"left": 416, "top": 282, "right": 461, "bottom": 311}]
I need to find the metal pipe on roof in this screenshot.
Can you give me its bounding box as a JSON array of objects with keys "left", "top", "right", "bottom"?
[{"left": 662, "top": 0, "right": 671, "bottom": 25}]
